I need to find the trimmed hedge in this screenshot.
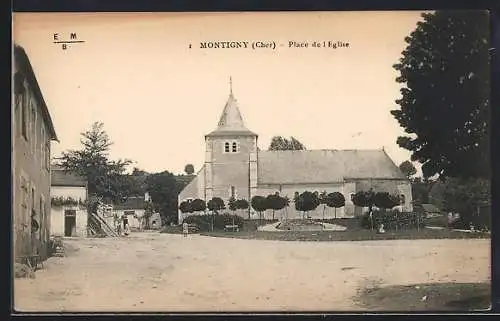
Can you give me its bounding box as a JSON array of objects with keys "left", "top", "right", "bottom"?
[
  {"left": 361, "top": 210, "right": 425, "bottom": 230},
  {"left": 183, "top": 213, "right": 244, "bottom": 232}
]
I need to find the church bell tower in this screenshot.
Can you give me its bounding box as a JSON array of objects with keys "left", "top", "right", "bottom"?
[{"left": 204, "top": 78, "right": 258, "bottom": 209}]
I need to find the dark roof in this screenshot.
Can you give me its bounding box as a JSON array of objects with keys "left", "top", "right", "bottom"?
[
  {"left": 51, "top": 167, "right": 87, "bottom": 187},
  {"left": 257, "top": 149, "right": 407, "bottom": 185},
  {"left": 13, "top": 44, "right": 58, "bottom": 141},
  {"left": 113, "top": 196, "right": 146, "bottom": 210},
  {"left": 421, "top": 203, "right": 441, "bottom": 213}
]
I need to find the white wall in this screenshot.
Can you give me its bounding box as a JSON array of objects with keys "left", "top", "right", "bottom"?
[
  {"left": 51, "top": 206, "right": 88, "bottom": 237},
  {"left": 112, "top": 209, "right": 146, "bottom": 229},
  {"left": 51, "top": 186, "right": 87, "bottom": 201}
]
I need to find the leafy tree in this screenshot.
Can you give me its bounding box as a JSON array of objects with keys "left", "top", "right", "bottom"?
[
  {"left": 268, "top": 136, "right": 306, "bottom": 151},
  {"left": 145, "top": 171, "right": 180, "bottom": 224},
  {"left": 184, "top": 164, "right": 195, "bottom": 175},
  {"left": 319, "top": 191, "right": 328, "bottom": 220},
  {"left": 275, "top": 195, "right": 290, "bottom": 220},
  {"left": 391, "top": 11, "right": 490, "bottom": 179},
  {"left": 352, "top": 189, "right": 376, "bottom": 230},
  {"left": 129, "top": 167, "right": 149, "bottom": 196},
  {"left": 429, "top": 178, "right": 490, "bottom": 218},
  {"left": 373, "top": 192, "right": 401, "bottom": 211},
  {"left": 411, "top": 177, "right": 432, "bottom": 203},
  {"left": 295, "top": 191, "right": 321, "bottom": 219},
  {"left": 207, "top": 197, "right": 225, "bottom": 231},
  {"left": 191, "top": 198, "right": 206, "bottom": 213},
  {"left": 326, "top": 192, "right": 346, "bottom": 219},
  {"left": 207, "top": 197, "right": 225, "bottom": 214},
  {"left": 251, "top": 196, "right": 268, "bottom": 223},
  {"left": 399, "top": 160, "right": 417, "bottom": 179},
  {"left": 266, "top": 193, "right": 284, "bottom": 220},
  {"left": 179, "top": 200, "right": 193, "bottom": 214},
  {"left": 56, "top": 122, "right": 133, "bottom": 203},
  {"left": 236, "top": 199, "right": 250, "bottom": 218},
  {"left": 351, "top": 190, "right": 376, "bottom": 212}
]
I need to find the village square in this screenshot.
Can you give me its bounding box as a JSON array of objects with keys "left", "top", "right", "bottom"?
[{"left": 12, "top": 11, "right": 492, "bottom": 312}]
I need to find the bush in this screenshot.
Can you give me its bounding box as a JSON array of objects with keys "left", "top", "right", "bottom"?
[
  {"left": 183, "top": 213, "right": 244, "bottom": 232},
  {"left": 449, "top": 209, "right": 491, "bottom": 231},
  {"left": 360, "top": 210, "right": 425, "bottom": 230}
]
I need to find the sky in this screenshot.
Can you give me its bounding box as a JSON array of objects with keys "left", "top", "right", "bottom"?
[{"left": 13, "top": 11, "right": 426, "bottom": 176}]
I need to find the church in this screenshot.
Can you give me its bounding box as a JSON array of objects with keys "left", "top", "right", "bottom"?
[{"left": 178, "top": 81, "right": 413, "bottom": 222}]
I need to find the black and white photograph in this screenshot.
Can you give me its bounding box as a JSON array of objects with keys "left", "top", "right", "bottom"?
[{"left": 12, "top": 11, "right": 491, "bottom": 312}]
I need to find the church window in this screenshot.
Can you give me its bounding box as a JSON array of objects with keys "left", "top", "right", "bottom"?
[
  {"left": 400, "top": 194, "right": 405, "bottom": 205},
  {"left": 224, "top": 142, "right": 230, "bottom": 153},
  {"left": 232, "top": 142, "right": 238, "bottom": 153}
]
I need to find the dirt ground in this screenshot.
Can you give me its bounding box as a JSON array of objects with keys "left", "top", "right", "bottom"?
[{"left": 14, "top": 232, "right": 490, "bottom": 312}]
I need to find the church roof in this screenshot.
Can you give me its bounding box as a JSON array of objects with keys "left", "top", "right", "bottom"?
[
  {"left": 257, "top": 149, "right": 406, "bottom": 185},
  {"left": 206, "top": 79, "right": 257, "bottom": 137}
]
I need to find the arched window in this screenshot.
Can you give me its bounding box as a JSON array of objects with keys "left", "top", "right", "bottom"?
[
  {"left": 224, "top": 142, "right": 230, "bottom": 153},
  {"left": 232, "top": 142, "right": 238, "bottom": 153},
  {"left": 400, "top": 194, "right": 406, "bottom": 205}
]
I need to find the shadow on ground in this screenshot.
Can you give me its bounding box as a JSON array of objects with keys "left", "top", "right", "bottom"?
[{"left": 354, "top": 282, "right": 491, "bottom": 311}]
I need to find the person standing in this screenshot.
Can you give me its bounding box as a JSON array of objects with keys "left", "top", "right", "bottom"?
[
  {"left": 122, "top": 214, "right": 129, "bottom": 236},
  {"left": 182, "top": 222, "right": 189, "bottom": 237}
]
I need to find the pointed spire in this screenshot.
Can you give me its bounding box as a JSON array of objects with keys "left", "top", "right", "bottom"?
[{"left": 205, "top": 78, "right": 257, "bottom": 137}]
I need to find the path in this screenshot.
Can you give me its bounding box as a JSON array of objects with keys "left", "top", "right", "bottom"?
[{"left": 14, "top": 232, "right": 490, "bottom": 312}]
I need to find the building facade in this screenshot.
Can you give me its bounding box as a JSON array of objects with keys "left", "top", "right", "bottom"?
[
  {"left": 50, "top": 165, "right": 88, "bottom": 237},
  {"left": 12, "top": 44, "right": 58, "bottom": 261},
  {"left": 178, "top": 82, "right": 413, "bottom": 222}
]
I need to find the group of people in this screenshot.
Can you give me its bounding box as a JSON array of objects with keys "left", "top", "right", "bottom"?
[{"left": 115, "top": 214, "right": 130, "bottom": 236}]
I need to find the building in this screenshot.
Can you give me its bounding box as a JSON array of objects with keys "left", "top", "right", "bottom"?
[
  {"left": 111, "top": 193, "right": 162, "bottom": 230},
  {"left": 50, "top": 165, "right": 88, "bottom": 237},
  {"left": 178, "top": 80, "right": 413, "bottom": 222},
  {"left": 12, "top": 44, "right": 58, "bottom": 262}
]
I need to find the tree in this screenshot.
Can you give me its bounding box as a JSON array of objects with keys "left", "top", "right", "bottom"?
[
  {"left": 251, "top": 196, "right": 268, "bottom": 223},
  {"left": 129, "top": 167, "right": 149, "bottom": 196},
  {"left": 325, "top": 192, "right": 346, "bottom": 219},
  {"left": 207, "top": 197, "right": 225, "bottom": 231},
  {"left": 266, "top": 193, "right": 283, "bottom": 220},
  {"left": 184, "top": 164, "right": 195, "bottom": 175},
  {"left": 191, "top": 199, "right": 207, "bottom": 213},
  {"left": 268, "top": 136, "right": 307, "bottom": 151},
  {"left": 352, "top": 190, "right": 376, "bottom": 230},
  {"left": 207, "top": 197, "right": 225, "bottom": 214},
  {"left": 179, "top": 200, "right": 193, "bottom": 214},
  {"left": 56, "top": 122, "right": 133, "bottom": 203},
  {"left": 391, "top": 11, "right": 490, "bottom": 179},
  {"left": 411, "top": 177, "right": 432, "bottom": 204},
  {"left": 399, "top": 161, "right": 417, "bottom": 179},
  {"left": 295, "top": 191, "right": 321, "bottom": 219},
  {"left": 429, "top": 178, "right": 490, "bottom": 217},
  {"left": 145, "top": 171, "right": 180, "bottom": 225},
  {"left": 373, "top": 192, "right": 401, "bottom": 211},
  {"left": 236, "top": 199, "right": 250, "bottom": 219}
]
